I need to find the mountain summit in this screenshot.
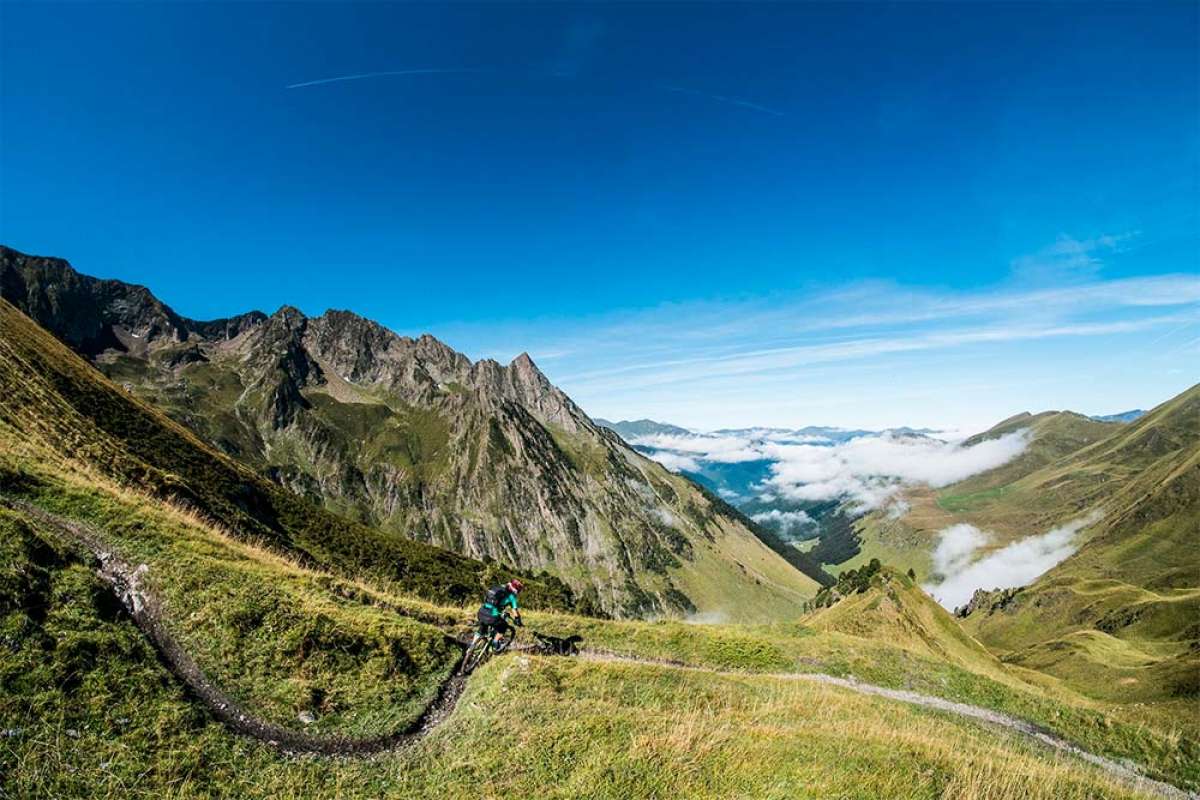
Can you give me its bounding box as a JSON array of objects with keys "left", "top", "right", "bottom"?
[{"left": 1, "top": 245, "right": 825, "bottom": 617}]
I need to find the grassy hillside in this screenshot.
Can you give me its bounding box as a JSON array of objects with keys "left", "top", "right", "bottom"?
[
  {"left": 804, "top": 567, "right": 1012, "bottom": 682},
  {"left": 0, "top": 343, "right": 1192, "bottom": 792},
  {"left": 961, "top": 388, "right": 1200, "bottom": 708},
  {"left": 846, "top": 410, "right": 1125, "bottom": 579},
  {"left": 845, "top": 386, "right": 1199, "bottom": 716},
  {"left": 4, "top": 489, "right": 1197, "bottom": 798}
]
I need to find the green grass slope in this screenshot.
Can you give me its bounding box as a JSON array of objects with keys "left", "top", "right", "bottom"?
[
  {"left": 845, "top": 385, "right": 1198, "bottom": 719},
  {"left": 4, "top": 501, "right": 1196, "bottom": 797},
  {"left": 1, "top": 289, "right": 1196, "bottom": 796},
  {"left": 804, "top": 568, "right": 1013, "bottom": 682},
  {"left": 842, "top": 411, "right": 1123, "bottom": 581},
  {"left": 961, "top": 387, "right": 1200, "bottom": 708}
]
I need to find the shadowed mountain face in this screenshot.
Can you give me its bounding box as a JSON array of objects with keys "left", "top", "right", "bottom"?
[{"left": 1, "top": 246, "right": 823, "bottom": 618}]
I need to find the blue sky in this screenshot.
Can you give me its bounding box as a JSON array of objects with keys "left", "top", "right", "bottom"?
[{"left": 1, "top": 2, "right": 1196, "bottom": 429}]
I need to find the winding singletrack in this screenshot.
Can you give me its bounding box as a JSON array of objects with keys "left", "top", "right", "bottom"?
[{"left": 10, "top": 500, "right": 1196, "bottom": 798}]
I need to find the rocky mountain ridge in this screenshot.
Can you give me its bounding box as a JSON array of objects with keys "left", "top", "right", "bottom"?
[{"left": 1, "top": 245, "right": 825, "bottom": 617}]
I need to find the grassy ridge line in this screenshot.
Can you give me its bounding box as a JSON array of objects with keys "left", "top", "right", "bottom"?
[
  {"left": 957, "top": 386, "right": 1200, "bottom": 703},
  {"left": 1, "top": 553, "right": 1160, "bottom": 800},
  {"left": 0, "top": 299, "right": 576, "bottom": 610},
  {"left": 12, "top": 445, "right": 1191, "bottom": 789}
]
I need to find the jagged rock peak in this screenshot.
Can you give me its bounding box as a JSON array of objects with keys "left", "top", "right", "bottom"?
[
  {"left": 1, "top": 245, "right": 187, "bottom": 354},
  {"left": 510, "top": 351, "right": 542, "bottom": 374},
  {"left": 270, "top": 305, "right": 307, "bottom": 323}
]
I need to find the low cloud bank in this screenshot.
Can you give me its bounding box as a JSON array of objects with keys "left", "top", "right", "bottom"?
[
  {"left": 761, "top": 431, "right": 1029, "bottom": 511},
  {"left": 647, "top": 451, "right": 702, "bottom": 473},
  {"left": 924, "top": 511, "right": 1104, "bottom": 610},
  {"left": 750, "top": 509, "right": 814, "bottom": 534},
  {"left": 631, "top": 432, "right": 764, "bottom": 463},
  {"left": 635, "top": 427, "right": 1030, "bottom": 512}
]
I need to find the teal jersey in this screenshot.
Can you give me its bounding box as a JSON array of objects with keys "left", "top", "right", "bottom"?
[{"left": 482, "top": 585, "right": 519, "bottom": 614}]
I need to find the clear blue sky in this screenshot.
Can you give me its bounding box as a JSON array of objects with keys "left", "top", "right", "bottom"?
[{"left": 2, "top": 2, "right": 1197, "bottom": 429}]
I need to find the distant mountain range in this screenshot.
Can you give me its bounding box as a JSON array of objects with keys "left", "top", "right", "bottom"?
[
  {"left": 1, "top": 245, "right": 827, "bottom": 617},
  {"left": 596, "top": 418, "right": 938, "bottom": 445},
  {"left": 592, "top": 418, "right": 693, "bottom": 438}
]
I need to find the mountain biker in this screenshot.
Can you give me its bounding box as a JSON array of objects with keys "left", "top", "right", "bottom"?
[{"left": 476, "top": 578, "right": 524, "bottom": 647}]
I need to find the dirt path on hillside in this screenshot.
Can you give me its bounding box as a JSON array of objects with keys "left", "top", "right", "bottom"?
[
  {"left": 9, "top": 499, "right": 468, "bottom": 757},
  {"left": 10, "top": 499, "right": 1195, "bottom": 798}
]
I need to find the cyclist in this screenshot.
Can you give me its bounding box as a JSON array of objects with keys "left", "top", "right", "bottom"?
[{"left": 476, "top": 578, "right": 524, "bottom": 649}]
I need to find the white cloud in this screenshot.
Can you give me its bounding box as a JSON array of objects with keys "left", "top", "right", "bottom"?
[
  {"left": 761, "top": 431, "right": 1029, "bottom": 511},
  {"left": 928, "top": 523, "right": 992, "bottom": 577},
  {"left": 750, "top": 509, "right": 814, "bottom": 534},
  {"left": 644, "top": 451, "right": 701, "bottom": 473},
  {"left": 635, "top": 427, "right": 1027, "bottom": 511},
  {"left": 924, "top": 511, "right": 1104, "bottom": 610},
  {"left": 1009, "top": 233, "right": 1135, "bottom": 285},
  {"left": 434, "top": 258, "right": 1200, "bottom": 430},
  {"left": 629, "top": 432, "right": 763, "bottom": 463}
]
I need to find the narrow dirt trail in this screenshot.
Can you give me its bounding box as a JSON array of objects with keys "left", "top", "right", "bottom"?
[
  {"left": 8, "top": 498, "right": 470, "bottom": 756},
  {"left": 10, "top": 499, "right": 1195, "bottom": 798}
]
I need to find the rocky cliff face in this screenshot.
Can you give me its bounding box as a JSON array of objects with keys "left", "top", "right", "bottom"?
[{"left": 1, "top": 245, "right": 822, "bottom": 617}]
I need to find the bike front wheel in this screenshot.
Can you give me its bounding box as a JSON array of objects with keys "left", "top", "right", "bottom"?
[{"left": 460, "top": 636, "right": 490, "bottom": 675}]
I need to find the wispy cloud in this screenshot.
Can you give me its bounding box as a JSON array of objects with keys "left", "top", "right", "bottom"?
[
  {"left": 560, "top": 313, "right": 1194, "bottom": 393},
  {"left": 430, "top": 235, "right": 1199, "bottom": 429},
  {"left": 1009, "top": 233, "right": 1136, "bottom": 285},
  {"left": 658, "top": 84, "right": 785, "bottom": 117},
  {"left": 282, "top": 61, "right": 787, "bottom": 117},
  {"left": 285, "top": 65, "right": 786, "bottom": 118},
  {"left": 286, "top": 68, "right": 492, "bottom": 90},
  {"left": 750, "top": 509, "right": 813, "bottom": 533}
]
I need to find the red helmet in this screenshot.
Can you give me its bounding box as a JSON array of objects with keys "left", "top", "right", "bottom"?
[{"left": 508, "top": 578, "right": 525, "bottom": 593}]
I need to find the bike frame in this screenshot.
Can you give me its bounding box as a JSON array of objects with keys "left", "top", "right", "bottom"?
[{"left": 460, "top": 612, "right": 519, "bottom": 675}]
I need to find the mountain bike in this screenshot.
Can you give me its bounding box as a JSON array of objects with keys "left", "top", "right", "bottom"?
[{"left": 459, "top": 612, "right": 519, "bottom": 675}]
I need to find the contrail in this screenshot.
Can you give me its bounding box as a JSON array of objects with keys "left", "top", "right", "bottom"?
[
  {"left": 286, "top": 68, "right": 492, "bottom": 89},
  {"left": 285, "top": 69, "right": 787, "bottom": 118},
  {"left": 658, "top": 84, "right": 785, "bottom": 117}
]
